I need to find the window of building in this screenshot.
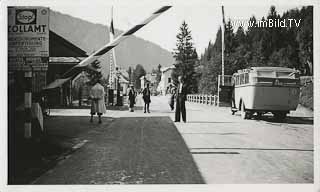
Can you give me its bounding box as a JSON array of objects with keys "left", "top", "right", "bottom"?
[{"left": 168, "top": 77, "right": 171, "bottom": 83}]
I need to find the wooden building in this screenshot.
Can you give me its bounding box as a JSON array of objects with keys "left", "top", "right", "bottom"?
[{"left": 45, "top": 31, "right": 88, "bottom": 107}]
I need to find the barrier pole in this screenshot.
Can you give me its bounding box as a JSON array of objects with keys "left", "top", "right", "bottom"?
[{"left": 24, "top": 71, "right": 32, "bottom": 139}]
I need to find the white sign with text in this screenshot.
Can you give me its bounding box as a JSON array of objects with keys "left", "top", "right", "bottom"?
[{"left": 8, "top": 7, "right": 49, "bottom": 57}]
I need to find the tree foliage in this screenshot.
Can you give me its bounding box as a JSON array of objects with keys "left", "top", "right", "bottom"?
[
  {"left": 132, "top": 64, "right": 146, "bottom": 89},
  {"left": 172, "top": 21, "right": 199, "bottom": 93}
]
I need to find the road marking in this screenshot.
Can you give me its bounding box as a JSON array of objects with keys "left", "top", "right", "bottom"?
[{"left": 72, "top": 139, "right": 88, "bottom": 150}]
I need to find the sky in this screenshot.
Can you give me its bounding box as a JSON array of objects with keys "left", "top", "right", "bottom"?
[{"left": 4, "top": 0, "right": 307, "bottom": 55}]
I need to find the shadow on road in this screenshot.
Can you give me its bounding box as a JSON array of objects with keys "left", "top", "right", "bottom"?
[
  {"left": 190, "top": 147, "right": 313, "bottom": 152},
  {"left": 233, "top": 113, "right": 313, "bottom": 125},
  {"left": 111, "top": 116, "right": 205, "bottom": 184},
  {"left": 182, "top": 132, "right": 245, "bottom": 135},
  {"left": 191, "top": 152, "right": 240, "bottom": 155},
  {"left": 255, "top": 116, "right": 313, "bottom": 125},
  {"left": 186, "top": 121, "right": 236, "bottom": 124},
  {"left": 31, "top": 116, "right": 205, "bottom": 184},
  {"left": 8, "top": 116, "right": 115, "bottom": 184}
]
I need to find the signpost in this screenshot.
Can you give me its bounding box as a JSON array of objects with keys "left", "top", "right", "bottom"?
[{"left": 8, "top": 6, "right": 49, "bottom": 139}]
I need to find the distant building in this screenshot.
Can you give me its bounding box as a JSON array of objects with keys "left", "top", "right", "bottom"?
[{"left": 157, "top": 65, "right": 175, "bottom": 95}]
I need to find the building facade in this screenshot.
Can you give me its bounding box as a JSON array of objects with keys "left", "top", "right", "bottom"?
[{"left": 157, "top": 66, "right": 175, "bottom": 95}]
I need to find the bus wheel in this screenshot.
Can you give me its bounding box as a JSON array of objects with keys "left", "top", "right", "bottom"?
[
  {"left": 256, "top": 112, "right": 262, "bottom": 119},
  {"left": 273, "top": 112, "right": 287, "bottom": 120}
]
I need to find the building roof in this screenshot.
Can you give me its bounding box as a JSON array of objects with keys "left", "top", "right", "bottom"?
[{"left": 49, "top": 31, "right": 88, "bottom": 57}]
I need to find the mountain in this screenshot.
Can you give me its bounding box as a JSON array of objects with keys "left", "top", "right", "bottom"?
[{"left": 49, "top": 10, "right": 174, "bottom": 77}]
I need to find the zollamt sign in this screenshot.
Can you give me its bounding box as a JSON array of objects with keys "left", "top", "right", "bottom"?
[{"left": 8, "top": 6, "right": 49, "bottom": 70}]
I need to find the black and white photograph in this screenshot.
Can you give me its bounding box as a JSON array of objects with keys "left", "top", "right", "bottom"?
[{"left": 1, "top": 0, "right": 319, "bottom": 191}]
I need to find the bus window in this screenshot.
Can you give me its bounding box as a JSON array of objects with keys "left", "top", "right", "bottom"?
[
  {"left": 257, "top": 71, "right": 274, "bottom": 77},
  {"left": 240, "top": 74, "right": 245, "bottom": 85},
  {"left": 244, "top": 73, "right": 249, "bottom": 84},
  {"left": 235, "top": 75, "right": 239, "bottom": 85}
]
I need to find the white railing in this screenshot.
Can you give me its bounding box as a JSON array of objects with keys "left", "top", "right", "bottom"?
[{"left": 187, "top": 94, "right": 218, "bottom": 106}]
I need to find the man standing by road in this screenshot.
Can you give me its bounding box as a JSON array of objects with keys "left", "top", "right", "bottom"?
[
  {"left": 89, "top": 79, "right": 106, "bottom": 124},
  {"left": 142, "top": 83, "right": 151, "bottom": 113},
  {"left": 175, "top": 76, "right": 187, "bottom": 123}
]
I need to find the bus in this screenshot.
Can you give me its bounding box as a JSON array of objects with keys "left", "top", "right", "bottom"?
[{"left": 231, "top": 67, "right": 300, "bottom": 119}]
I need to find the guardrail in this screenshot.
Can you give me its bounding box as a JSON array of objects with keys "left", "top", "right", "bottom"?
[{"left": 187, "top": 94, "right": 218, "bottom": 106}]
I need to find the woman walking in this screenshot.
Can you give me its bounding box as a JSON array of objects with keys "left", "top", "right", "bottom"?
[
  {"left": 128, "top": 84, "right": 136, "bottom": 112},
  {"left": 89, "top": 79, "right": 106, "bottom": 123}
]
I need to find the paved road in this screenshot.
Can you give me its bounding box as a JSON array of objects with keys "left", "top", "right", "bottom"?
[
  {"left": 151, "top": 95, "right": 313, "bottom": 183},
  {"left": 35, "top": 95, "right": 313, "bottom": 184}
]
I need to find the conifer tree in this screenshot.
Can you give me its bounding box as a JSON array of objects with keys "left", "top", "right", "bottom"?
[{"left": 172, "top": 21, "right": 199, "bottom": 93}]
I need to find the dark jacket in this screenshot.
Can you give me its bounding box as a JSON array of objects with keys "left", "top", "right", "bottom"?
[
  {"left": 128, "top": 88, "right": 136, "bottom": 104},
  {"left": 142, "top": 87, "right": 151, "bottom": 103},
  {"left": 177, "top": 83, "right": 187, "bottom": 101}
]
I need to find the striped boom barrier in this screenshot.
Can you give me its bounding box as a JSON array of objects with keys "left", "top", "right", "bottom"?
[
  {"left": 44, "top": 6, "right": 172, "bottom": 90},
  {"left": 77, "top": 6, "right": 172, "bottom": 68}
]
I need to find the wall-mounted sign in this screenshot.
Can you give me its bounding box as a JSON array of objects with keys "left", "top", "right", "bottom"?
[
  {"left": 8, "top": 7, "right": 49, "bottom": 58},
  {"left": 8, "top": 57, "right": 48, "bottom": 71}
]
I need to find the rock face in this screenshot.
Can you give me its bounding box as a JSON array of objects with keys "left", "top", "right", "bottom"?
[{"left": 49, "top": 10, "right": 174, "bottom": 77}]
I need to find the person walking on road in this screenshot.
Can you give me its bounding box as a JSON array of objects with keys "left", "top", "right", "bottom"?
[
  {"left": 128, "top": 84, "right": 136, "bottom": 112},
  {"left": 175, "top": 76, "right": 187, "bottom": 123},
  {"left": 89, "top": 79, "right": 106, "bottom": 124},
  {"left": 142, "top": 83, "right": 151, "bottom": 113}
]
